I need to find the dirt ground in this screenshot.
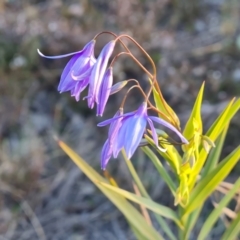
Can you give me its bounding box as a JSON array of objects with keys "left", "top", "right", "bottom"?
[{"left": 0, "top": 0, "right": 240, "bottom": 239}]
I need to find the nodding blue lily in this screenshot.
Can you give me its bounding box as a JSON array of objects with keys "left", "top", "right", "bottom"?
[
  {"left": 98, "top": 103, "right": 188, "bottom": 169},
  {"left": 37, "top": 40, "right": 96, "bottom": 99},
  {"left": 70, "top": 77, "right": 90, "bottom": 101},
  {"left": 100, "top": 109, "right": 123, "bottom": 169},
  {"left": 85, "top": 40, "right": 116, "bottom": 109},
  {"left": 96, "top": 67, "right": 113, "bottom": 116}
]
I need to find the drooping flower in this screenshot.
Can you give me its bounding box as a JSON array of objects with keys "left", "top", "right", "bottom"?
[
  {"left": 86, "top": 40, "right": 116, "bottom": 109},
  {"left": 96, "top": 67, "right": 113, "bottom": 116},
  {"left": 100, "top": 109, "right": 123, "bottom": 169},
  {"left": 70, "top": 77, "right": 90, "bottom": 101},
  {"left": 98, "top": 103, "right": 188, "bottom": 169},
  {"left": 37, "top": 40, "right": 96, "bottom": 96}
]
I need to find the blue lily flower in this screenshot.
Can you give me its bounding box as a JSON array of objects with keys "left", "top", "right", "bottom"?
[
  {"left": 37, "top": 40, "right": 96, "bottom": 99},
  {"left": 98, "top": 103, "right": 188, "bottom": 169},
  {"left": 86, "top": 40, "right": 116, "bottom": 109},
  {"left": 100, "top": 109, "right": 123, "bottom": 168},
  {"left": 70, "top": 77, "right": 90, "bottom": 101},
  {"left": 96, "top": 67, "right": 113, "bottom": 116}
]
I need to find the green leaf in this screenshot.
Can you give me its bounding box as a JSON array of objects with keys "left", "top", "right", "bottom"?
[
  {"left": 183, "top": 207, "right": 202, "bottom": 240},
  {"left": 206, "top": 98, "right": 239, "bottom": 140},
  {"left": 221, "top": 211, "right": 240, "bottom": 240},
  {"left": 144, "top": 134, "right": 181, "bottom": 175},
  {"left": 130, "top": 223, "right": 150, "bottom": 240},
  {"left": 58, "top": 140, "right": 163, "bottom": 240},
  {"left": 189, "top": 98, "right": 240, "bottom": 189},
  {"left": 183, "top": 82, "right": 204, "bottom": 140},
  {"left": 122, "top": 150, "right": 177, "bottom": 240},
  {"left": 198, "top": 178, "right": 240, "bottom": 240},
  {"left": 153, "top": 86, "right": 180, "bottom": 129},
  {"left": 201, "top": 125, "right": 228, "bottom": 178},
  {"left": 154, "top": 215, "right": 177, "bottom": 240},
  {"left": 122, "top": 150, "right": 149, "bottom": 197},
  {"left": 98, "top": 181, "right": 183, "bottom": 229},
  {"left": 142, "top": 146, "right": 177, "bottom": 194},
  {"left": 183, "top": 146, "right": 240, "bottom": 217}
]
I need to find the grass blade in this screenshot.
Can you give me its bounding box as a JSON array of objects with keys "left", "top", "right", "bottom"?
[
  {"left": 201, "top": 125, "right": 228, "bottom": 178},
  {"left": 183, "top": 146, "right": 240, "bottom": 217},
  {"left": 142, "top": 146, "right": 177, "bottom": 194},
  {"left": 183, "top": 82, "right": 204, "bottom": 139},
  {"left": 221, "top": 211, "right": 240, "bottom": 240},
  {"left": 58, "top": 139, "right": 163, "bottom": 240},
  {"left": 198, "top": 178, "right": 240, "bottom": 240},
  {"left": 98, "top": 181, "right": 183, "bottom": 228},
  {"left": 123, "top": 150, "right": 177, "bottom": 240},
  {"left": 189, "top": 98, "right": 240, "bottom": 189}
]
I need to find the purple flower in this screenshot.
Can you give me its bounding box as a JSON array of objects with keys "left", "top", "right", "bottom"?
[
  {"left": 96, "top": 67, "right": 113, "bottom": 116},
  {"left": 98, "top": 103, "right": 188, "bottom": 169},
  {"left": 100, "top": 109, "right": 123, "bottom": 169},
  {"left": 37, "top": 40, "right": 96, "bottom": 96},
  {"left": 86, "top": 40, "right": 116, "bottom": 109},
  {"left": 70, "top": 77, "right": 90, "bottom": 101}
]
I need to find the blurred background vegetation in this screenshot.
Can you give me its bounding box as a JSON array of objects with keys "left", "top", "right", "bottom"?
[{"left": 0, "top": 0, "right": 239, "bottom": 239}]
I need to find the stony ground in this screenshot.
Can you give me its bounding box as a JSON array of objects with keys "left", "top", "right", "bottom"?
[{"left": 0, "top": 0, "right": 240, "bottom": 239}]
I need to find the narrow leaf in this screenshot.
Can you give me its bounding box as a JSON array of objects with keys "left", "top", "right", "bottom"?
[
  {"left": 122, "top": 150, "right": 149, "bottom": 198},
  {"left": 198, "top": 178, "right": 240, "bottom": 240},
  {"left": 144, "top": 134, "right": 181, "bottom": 175},
  {"left": 123, "top": 150, "right": 177, "bottom": 240},
  {"left": 183, "top": 146, "right": 240, "bottom": 217},
  {"left": 201, "top": 125, "right": 229, "bottom": 178},
  {"left": 184, "top": 207, "right": 202, "bottom": 240},
  {"left": 98, "top": 181, "right": 183, "bottom": 228},
  {"left": 189, "top": 98, "right": 240, "bottom": 189},
  {"left": 58, "top": 140, "right": 163, "bottom": 240},
  {"left": 142, "top": 146, "right": 177, "bottom": 195},
  {"left": 221, "top": 211, "right": 240, "bottom": 240},
  {"left": 183, "top": 82, "right": 204, "bottom": 140},
  {"left": 153, "top": 86, "right": 180, "bottom": 129}
]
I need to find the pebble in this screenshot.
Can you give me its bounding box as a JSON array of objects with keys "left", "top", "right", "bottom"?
[{"left": 232, "top": 69, "right": 240, "bottom": 82}]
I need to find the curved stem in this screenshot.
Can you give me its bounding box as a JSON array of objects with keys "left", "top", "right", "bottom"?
[
  {"left": 95, "top": 32, "right": 153, "bottom": 79},
  {"left": 116, "top": 35, "right": 176, "bottom": 124},
  {"left": 110, "top": 50, "right": 153, "bottom": 79},
  {"left": 149, "top": 105, "right": 173, "bottom": 123},
  {"left": 95, "top": 32, "right": 176, "bottom": 126},
  {"left": 115, "top": 34, "right": 165, "bottom": 110},
  {"left": 116, "top": 34, "right": 157, "bottom": 78},
  {"left": 119, "top": 83, "right": 170, "bottom": 123},
  {"left": 120, "top": 85, "right": 144, "bottom": 108},
  {"left": 94, "top": 31, "right": 130, "bottom": 53}
]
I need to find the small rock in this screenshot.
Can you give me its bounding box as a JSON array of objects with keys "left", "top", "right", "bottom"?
[
  {"left": 232, "top": 69, "right": 240, "bottom": 82},
  {"left": 194, "top": 20, "right": 206, "bottom": 32},
  {"left": 192, "top": 66, "right": 206, "bottom": 77},
  {"left": 10, "top": 56, "right": 27, "bottom": 69},
  {"left": 68, "top": 4, "right": 84, "bottom": 17}
]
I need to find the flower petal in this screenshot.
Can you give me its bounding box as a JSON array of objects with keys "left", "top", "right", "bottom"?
[
  {"left": 101, "top": 140, "right": 112, "bottom": 170},
  {"left": 112, "top": 117, "right": 129, "bottom": 158},
  {"left": 108, "top": 109, "right": 123, "bottom": 141},
  {"left": 88, "top": 40, "right": 115, "bottom": 107},
  {"left": 97, "top": 67, "right": 113, "bottom": 116},
  {"left": 37, "top": 49, "right": 83, "bottom": 59},
  {"left": 71, "top": 77, "right": 90, "bottom": 101},
  {"left": 147, "top": 117, "right": 159, "bottom": 147},
  {"left": 97, "top": 112, "right": 134, "bottom": 127},
  {"left": 150, "top": 116, "right": 188, "bottom": 144},
  {"left": 124, "top": 116, "right": 147, "bottom": 159},
  {"left": 58, "top": 54, "right": 85, "bottom": 92}
]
